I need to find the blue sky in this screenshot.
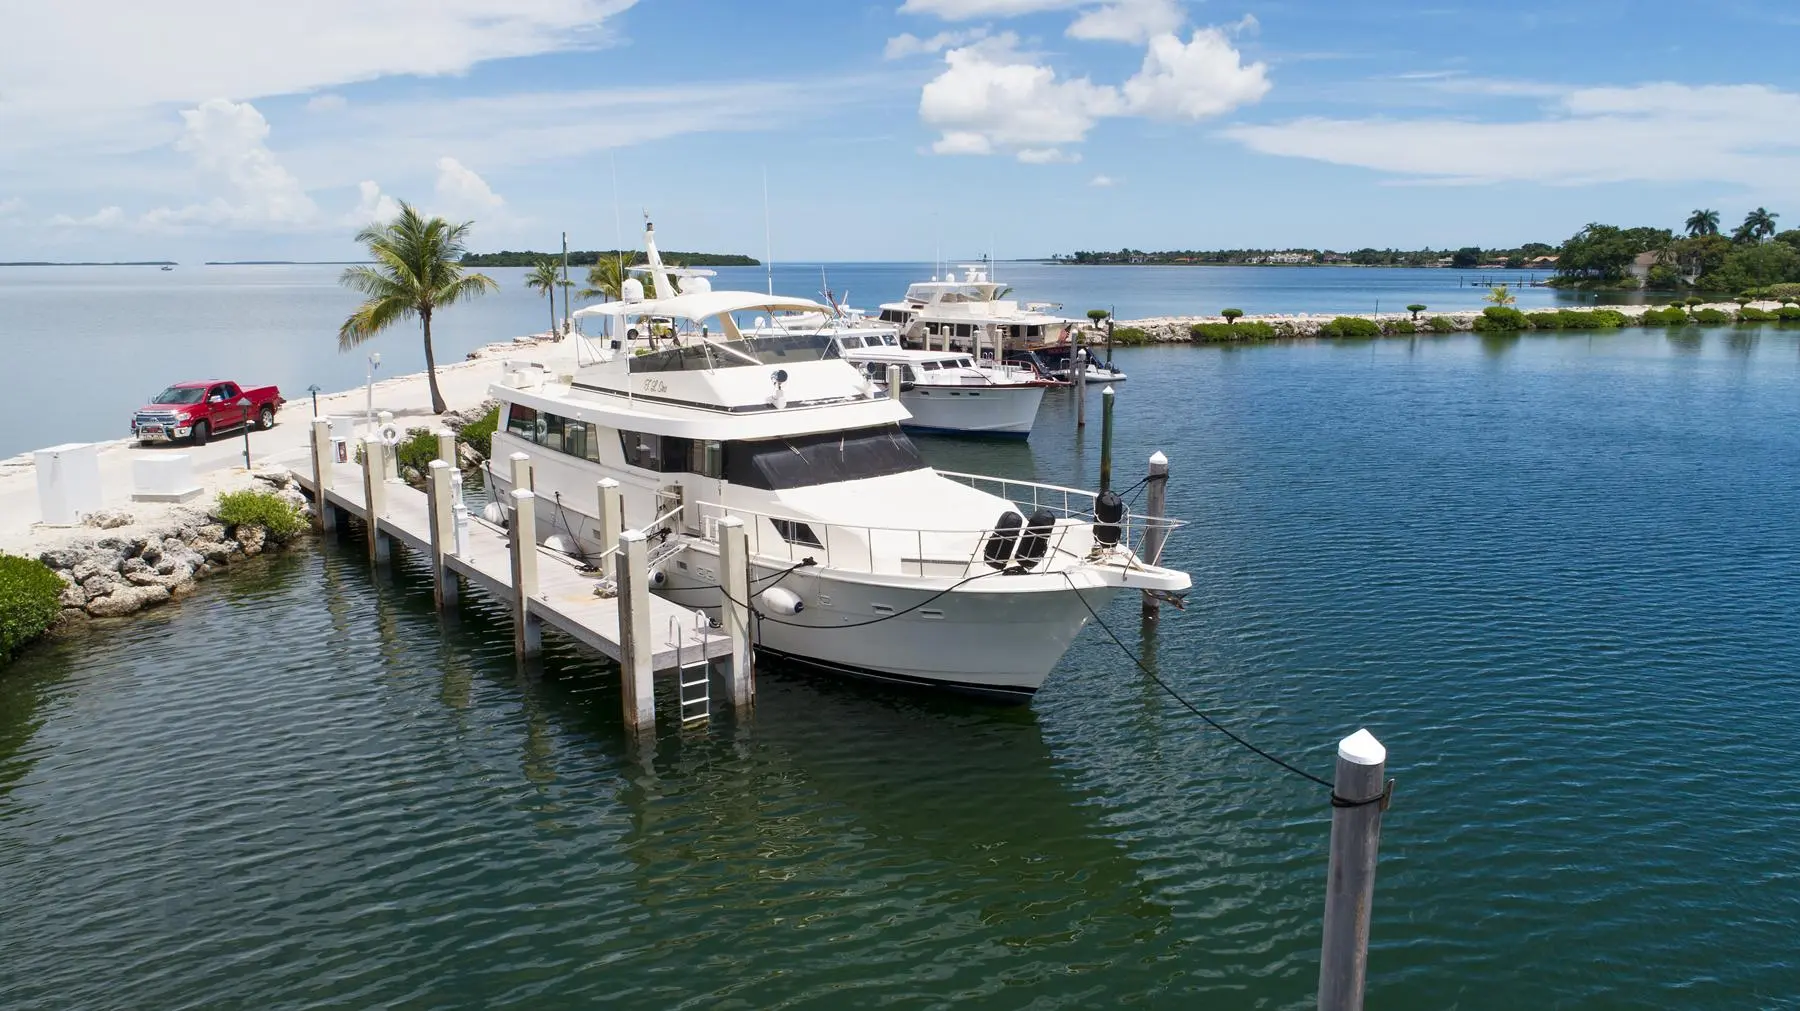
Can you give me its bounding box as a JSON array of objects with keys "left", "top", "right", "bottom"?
[{"left": 3, "top": 0, "right": 1798, "bottom": 262}]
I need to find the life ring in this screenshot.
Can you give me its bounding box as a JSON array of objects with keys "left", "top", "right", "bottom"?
[{"left": 378, "top": 422, "right": 402, "bottom": 447}]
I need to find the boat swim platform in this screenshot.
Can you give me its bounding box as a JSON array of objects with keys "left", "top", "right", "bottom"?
[{"left": 292, "top": 453, "right": 732, "bottom": 677}]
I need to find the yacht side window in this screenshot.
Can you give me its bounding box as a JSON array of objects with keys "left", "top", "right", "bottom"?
[
  {"left": 840, "top": 335, "right": 863, "bottom": 349},
  {"left": 921, "top": 361, "right": 940, "bottom": 371},
  {"left": 506, "top": 404, "right": 539, "bottom": 442},
  {"left": 957, "top": 357, "right": 973, "bottom": 368}
]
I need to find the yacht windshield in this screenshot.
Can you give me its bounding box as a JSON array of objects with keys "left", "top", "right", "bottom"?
[
  {"left": 629, "top": 333, "right": 839, "bottom": 374},
  {"left": 724, "top": 424, "right": 925, "bottom": 490}
]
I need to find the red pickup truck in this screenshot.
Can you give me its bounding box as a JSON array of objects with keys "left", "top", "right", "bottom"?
[{"left": 131, "top": 380, "right": 284, "bottom": 447}]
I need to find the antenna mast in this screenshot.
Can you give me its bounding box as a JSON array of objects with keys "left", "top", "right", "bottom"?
[{"left": 762, "top": 166, "right": 774, "bottom": 296}]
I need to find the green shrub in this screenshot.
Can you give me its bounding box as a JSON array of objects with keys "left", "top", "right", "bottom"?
[
  {"left": 1472, "top": 306, "right": 1528, "bottom": 331},
  {"left": 1406, "top": 303, "right": 1427, "bottom": 319},
  {"left": 1737, "top": 306, "right": 1776, "bottom": 321},
  {"left": 214, "top": 489, "right": 306, "bottom": 541},
  {"left": 1427, "top": 316, "right": 1456, "bottom": 333},
  {"left": 1086, "top": 308, "right": 1111, "bottom": 323},
  {"left": 0, "top": 554, "right": 63, "bottom": 663},
  {"left": 1684, "top": 296, "right": 1705, "bottom": 307},
  {"left": 395, "top": 426, "right": 440, "bottom": 475},
  {"left": 460, "top": 405, "right": 500, "bottom": 458},
  {"left": 1106, "top": 326, "right": 1150, "bottom": 346},
  {"left": 1318, "top": 316, "right": 1381, "bottom": 338},
  {"left": 1589, "top": 309, "right": 1628, "bottom": 327},
  {"left": 1692, "top": 307, "right": 1733, "bottom": 325},
  {"left": 1190, "top": 320, "right": 1276, "bottom": 342},
  {"left": 1638, "top": 307, "right": 1688, "bottom": 326},
  {"left": 1389, "top": 319, "right": 1416, "bottom": 334},
  {"left": 1221, "top": 308, "right": 1244, "bottom": 322},
  {"left": 1766, "top": 282, "right": 1800, "bottom": 300},
  {"left": 1526, "top": 311, "right": 1561, "bottom": 329},
  {"left": 1777, "top": 306, "right": 1800, "bottom": 321}
]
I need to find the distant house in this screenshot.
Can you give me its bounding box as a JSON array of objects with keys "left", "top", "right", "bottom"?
[
  {"left": 1433, "top": 256, "right": 1454, "bottom": 267},
  {"left": 1627, "top": 250, "right": 1659, "bottom": 281},
  {"left": 1526, "top": 255, "right": 1558, "bottom": 267}
]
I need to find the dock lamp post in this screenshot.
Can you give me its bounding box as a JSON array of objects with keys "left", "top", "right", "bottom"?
[
  {"left": 236, "top": 395, "right": 253, "bottom": 470},
  {"left": 307, "top": 383, "right": 321, "bottom": 417},
  {"left": 364, "top": 352, "right": 382, "bottom": 434}
]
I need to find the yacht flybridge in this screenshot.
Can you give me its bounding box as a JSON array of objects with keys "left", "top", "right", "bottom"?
[{"left": 486, "top": 221, "right": 1188, "bottom": 700}]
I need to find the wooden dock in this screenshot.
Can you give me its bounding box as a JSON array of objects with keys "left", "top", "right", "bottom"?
[{"left": 295, "top": 421, "right": 745, "bottom": 731}]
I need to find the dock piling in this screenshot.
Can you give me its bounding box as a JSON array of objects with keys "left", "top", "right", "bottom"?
[
  {"left": 310, "top": 419, "right": 335, "bottom": 533},
  {"left": 1318, "top": 728, "right": 1391, "bottom": 1011},
  {"left": 1075, "top": 348, "right": 1088, "bottom": 428},
  {"left": 1140, "top": 451, "right": 1169, "bottom": 621},
  {"left": 1099, "top": 386, "right": 1116, "bottom": 493},
  {"left": 509, "top": 489, "right": 541, "bottom": 656},
  {"left": 597, "top": 478, "right": 623, "bottom": 551},
  {"left": 376, "top": 411, "right": 396, "bottom": 479},
  {"left": 427, "top": 460, "right": 459, "bottom": 610},
  {"left": 616, "top": 530, "right": 655, "bottom": 733},
  {"left": 435, "top": 428, "right": 456, "bottom": 465},
  {"left": 885, "top": 363, "right": 903, "bottom": 402},
  {"left": 360, "top": 436, "right": 388, "bottom": 564},
  {"left": 716, "top": 516, "right": 754, "bottom": 708},
  {"left": 509, "top": 451, "right": 534, "bottom": 498}
]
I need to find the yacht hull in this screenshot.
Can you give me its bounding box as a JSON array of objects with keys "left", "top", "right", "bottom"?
[{"left": 897, "top": 383, "right": 1044, "bottom": 438}]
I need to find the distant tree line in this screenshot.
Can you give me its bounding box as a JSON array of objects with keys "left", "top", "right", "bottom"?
[
  {"left": 1551, "top": 208, "right": 1800, "bottom": 293},
  {"left": 1051, "top": 244, "right": 1556, "bottom": 268},
  {"left": 460, "top": 249, "right": 759, "bottom": 267}
]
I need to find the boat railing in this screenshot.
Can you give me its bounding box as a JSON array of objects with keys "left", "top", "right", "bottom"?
[
  {"left": 934, "top": 470, "right": 1187, "bottom": 566},
  {"left": 694, "top": 501, "right": 1088, "bottom": 579}
]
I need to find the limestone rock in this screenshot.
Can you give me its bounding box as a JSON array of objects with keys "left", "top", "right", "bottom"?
[
  {"left": 71, "top": 551, "right": 122, "bottom": 584},
  {"left": 139, "top": 541, "right": 163, "bottom": 566},
  {"left": 193, "top": 522, "right": 226, "bottom": 543},
  {"left": 38, "top": 547, "right": 85, "bottom": 571},
  {"left": 121, "top": 557, "right": 151, "bottom": 577},
  {"left": 85, "top": 583, "right": 170, "bottom": 617},
  {"left": 83, "top": 509, "right": 135, "bottom": 529},
  {"left": 59, "top": 585, "right": 87, "bottom": 608},
  {"left": 253, "top": 468, "right": 294, "bottom": 488},
  {"left": 193, "top": 541, "right": 233, "bottom": 565},
  {"left": 81, "top": 571, "right": 125, "bottom": 597},
  {"left": 457, "top": 442, "right": 484, "bottom": 469},
  {"left": 239, "top": 525, "right": 267, "bottom": 556}
]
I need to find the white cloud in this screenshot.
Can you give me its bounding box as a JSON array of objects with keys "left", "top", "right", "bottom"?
[
  {"left": 885, "top": 28, "right": 989, "bottom": 59},
  {"left": 1018, "top": 147, "right": 1081, "bottom": 163},
  {"left": 129, "top": 99, "right": 318, "bottom": 230},
  {"left": 1067, "top": 0, "right": 1185, "bottom": 44},
  {"left": 0, "top": 197, "right": 22, "bottom": 217},
  {"left": 1121, "top": 28, "right": 1271, "bottom": 119},
  {"left": 306, "top": 94, "right": 348, "bottom": 113},
  {"left": 917, "top": 25, "right": 1266, "bottom": 160},
  {"left": 1222, "top": 82, "right": 1800, "bottom": 190},
  {"left": 920, "top": 34, "right": 1122, "bottom": 162},
  {"left": 433, "top": 157, "right": 507, "bottom": 219},
  {"left": 1089, "top": 173, "right": 1117, "bottom": 186},
  {"left": 899, "top": 0, "right": 1085, "bottom": 19},
  {"left": 50, "top": 206, "right": 126, "bottom": 229},
  {"left": 350, "top": 181, "right": 401, "bottom": 225}
]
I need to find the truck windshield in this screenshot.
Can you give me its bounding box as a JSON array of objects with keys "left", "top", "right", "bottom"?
[{"left": 152, "top": 387, "right": 205, "bottom": 404}]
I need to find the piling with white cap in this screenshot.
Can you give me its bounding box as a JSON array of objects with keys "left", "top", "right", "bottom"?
[
  {"left": 717, "top": 515, "right": 754, "bottom": 708},
  {"left": 360, "top": 436, "right": 388, "bottom": 564},
  {"left": 427, "top": 460, "right": 459, "bottom": 610},
  {"left": 310, "top": 419, "right": 335, "bottom": 533},
  {"left": 509, "top": 489, "right": 541, "bottom": 656},
  {"left": 1318, "top": 728, "right": 1391, "bottom": 1011},
  {"left": 1140, "top": 450, "right": 1170, "bottom": 621},
  {"left": 616, "top": 529, "right": 654, "bottom": 733}
]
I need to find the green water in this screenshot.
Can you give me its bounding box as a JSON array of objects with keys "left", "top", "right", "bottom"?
[{"left": 3, "top": 328, "right": 1798, "bottom": 1008}]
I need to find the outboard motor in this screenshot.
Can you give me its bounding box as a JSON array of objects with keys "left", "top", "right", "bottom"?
[
  {"left": 1093, "top": 490, "right": 1125, "bottom": 547},
  {"left": 982, "top": 510, "right": 1024, "bottom": 569},
  {"left": 1013, "top": 508, "right": 1056, "bottom": 570}
]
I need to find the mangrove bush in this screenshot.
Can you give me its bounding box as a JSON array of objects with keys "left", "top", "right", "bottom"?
[
  {"left": 1190, "top": 321, "right": 1275, "bottom": 342},
  {"left": 0, "top": 554, "right": 63, "bottom": 663},
  {"left": 1317, "top": 316, "right": 1381, "bottom": 338},
  {"left": 214, "top": 489, "right": 307, "bottom": 541},
  {"left": 1472, "top": 306, "right": 1529, "bottom": 331},
  {"left": 460, "top": 405, "right": 500, "bottom": 459}
]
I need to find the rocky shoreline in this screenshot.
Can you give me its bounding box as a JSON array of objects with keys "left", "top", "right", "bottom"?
[
  {"left": 37, "top": 471, "right": 315, "bottom": 622},
  {"left": 1109, "top": 299, "right": 1789, "bottom": 342}
]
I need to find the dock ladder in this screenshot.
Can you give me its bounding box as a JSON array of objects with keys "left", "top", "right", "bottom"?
[{"left": 670, "top": 610, "right": 712, "bottom": 724}]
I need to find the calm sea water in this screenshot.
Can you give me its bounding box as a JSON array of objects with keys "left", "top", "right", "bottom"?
[
  {"left": 3, "top": 328, "right": 1798, "bottom": 1008},
  {"left": 3, "top": 262, "right": 1609, "bottom": 459}
]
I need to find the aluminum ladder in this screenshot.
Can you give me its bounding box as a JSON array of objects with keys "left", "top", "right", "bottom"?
[{"left": 669, "top": 610, "right": 711, "bottom": 724}]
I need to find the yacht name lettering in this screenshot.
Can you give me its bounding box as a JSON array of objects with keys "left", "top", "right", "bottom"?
[{"left": 642, "top": 378, "right": 668, "bottom": 394}]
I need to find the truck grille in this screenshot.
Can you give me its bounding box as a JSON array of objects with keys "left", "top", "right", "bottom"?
[{"left": 135, "top": 410, "right": 180, "bottom": 427}]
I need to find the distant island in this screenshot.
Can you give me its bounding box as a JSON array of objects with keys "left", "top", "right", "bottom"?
[
  {"left": 204, "top": 260, "right": 371, "bottom": 265},
  {"left": 0, "top": 260, "right": 177, "bottom": 267},
  {"left": 1050, "top": 245, "right": 1557, "bottom": 269},
  {"left": 461, "top": 249, "right": 759, "bottom": 268}
]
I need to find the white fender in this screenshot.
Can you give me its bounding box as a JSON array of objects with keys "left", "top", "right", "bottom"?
[{"left": 759, "top": 586, "right": 804, "bottom": 615}]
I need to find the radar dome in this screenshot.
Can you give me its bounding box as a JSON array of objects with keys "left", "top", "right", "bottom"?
[
  {"left": 680, "top": 274, "right": 711, "bottom": 295},
  {"left": 621, "top": 277, "right": 645, "bottom": 302}
]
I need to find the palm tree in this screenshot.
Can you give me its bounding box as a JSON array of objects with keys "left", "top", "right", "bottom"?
[
  {"left": 1483, "top": 284, "right": 1516, "bottom": 307},
  {"left": 580, "top": 252, "right": 635, "bottom": 302},
  {"left": 525, "top": 260, "right": 560, "bottom": 336},
  {"left": 338, "top": 202, "right": 498, "bottom": 415},
  {"left": 1742, "top": 207, "right": 1779, "bottom": 242},
  {"left": 1685, "top": 208, "right": 1720, "bottom": 237}
]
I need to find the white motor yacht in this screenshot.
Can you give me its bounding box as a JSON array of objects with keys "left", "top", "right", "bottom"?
[
  {"left": 485, "top": 222, "right": 1189, "bottom": 701},
  {"left": 876, "top": 262, "right": 1082, "bottom": 356}
]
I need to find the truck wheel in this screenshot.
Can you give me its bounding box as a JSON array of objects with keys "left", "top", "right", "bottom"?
[
  {"left": 191, "top": 421, "right": 209, "bottom": 446},
  {"left": 258, "top": 405, "right": 275, "bottom": 430}
]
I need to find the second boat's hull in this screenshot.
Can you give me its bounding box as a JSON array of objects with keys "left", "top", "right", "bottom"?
[{"left": 896, "top": 383, "right": 1044, "bottom": 438}]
